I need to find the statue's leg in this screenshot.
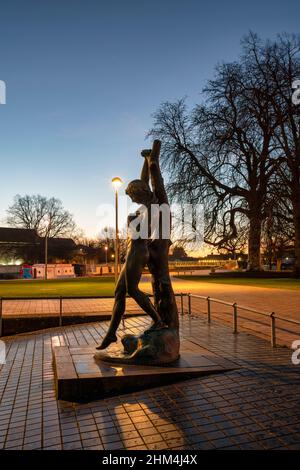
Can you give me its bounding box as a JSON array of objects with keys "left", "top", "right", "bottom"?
[
  {"left": 148, "top": 263, "right": 161, "bottom": 311},
  {"left": 148, "top": 242, "right": 164, "bottom": 316},
  {"left": 148, "top": 240, "right": 179, "bottom": 329},
  {"left": 125, "top": 242, "right": 164, "bottom": 328},
  {"left": 96, "top": 267, "right": 127, "bottom": 350}
]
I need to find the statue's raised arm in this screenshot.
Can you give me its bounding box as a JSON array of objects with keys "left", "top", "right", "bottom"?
[{"left": 141, "top": 140, "right": 169, "bottom": 205}]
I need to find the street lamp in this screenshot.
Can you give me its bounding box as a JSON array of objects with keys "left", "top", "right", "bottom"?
[
  {"left": 112, "top": 177, "right": 123, "bottom": 282},
  {"left": 104, "top": 245, "right": 108, "bottom": 265},
  {"left": 44, "top": 219, "right": 50, "bottom": 280}
]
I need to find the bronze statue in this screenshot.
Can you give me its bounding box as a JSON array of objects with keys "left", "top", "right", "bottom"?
[{"left": 95, "top": 140, "right": 179, "bottom": 365}]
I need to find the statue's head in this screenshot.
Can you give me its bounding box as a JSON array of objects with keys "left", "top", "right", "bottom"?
[{"left": 125, "top": 179, "right": 153, "bottom": 204}]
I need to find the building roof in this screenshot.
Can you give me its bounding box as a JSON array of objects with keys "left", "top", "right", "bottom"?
[
  {"left": 48, "top": 238, "right": 77, "bottom": 249},
  {"left": 0, "top": 227, "right": 38, "bottom": 243},
  {"left": 0, "top": 228, "right": 77, "bottom": 249}
]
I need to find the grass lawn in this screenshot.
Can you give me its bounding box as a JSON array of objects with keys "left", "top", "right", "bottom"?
[
  {"left": 0, "top": 277, "right": 116, "bottom": 298},
  {"left": 178, "top": 275, "right": 300, "bottom": 290}
]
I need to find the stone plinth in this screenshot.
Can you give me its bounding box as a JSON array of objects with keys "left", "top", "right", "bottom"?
[{"left": 53, "top": 340, "right": 238, "bottom": 402}]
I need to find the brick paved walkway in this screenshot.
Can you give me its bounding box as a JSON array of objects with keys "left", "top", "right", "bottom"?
[
  {"left": 171, "top": 276, "right": 300, "bottom": 320},
  {"left": 184, "top": 296, "right": 300, "bottom": 348},
  {"left": 2, "top": 298, "right": 140, "bottom": 317},
  {"left": 0, "top": 316, "right": 299, "bottom": 450}
]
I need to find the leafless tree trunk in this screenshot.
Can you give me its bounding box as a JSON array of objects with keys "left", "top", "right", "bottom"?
[{"left": 248, "top": 213, "right": 263, "bottom": 271}]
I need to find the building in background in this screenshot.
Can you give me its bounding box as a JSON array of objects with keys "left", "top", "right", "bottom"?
[
  {"left": 0, "top": 227, "right": 78, "bottom": 265},
  {"left": 0, "top": 227, "right": 39, "bottom": 265},
  {"left": 47, "top": 237, "right": 77, "bottom": 263}
]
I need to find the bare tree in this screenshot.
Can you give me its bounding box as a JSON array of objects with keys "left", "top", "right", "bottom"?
[
  {"left": 7, "top": 194, "right": 76, "bottom": 238},
  {"left": 251, "top": 33, "right": 300, "bottom": 274},
  {"left": 149, "top": 38, "right": 280, "bottom": 270}
]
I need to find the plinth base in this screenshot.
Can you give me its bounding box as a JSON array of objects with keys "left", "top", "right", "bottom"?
[{"left": 53, "top": 341, "right": 238, "bottom": 402}]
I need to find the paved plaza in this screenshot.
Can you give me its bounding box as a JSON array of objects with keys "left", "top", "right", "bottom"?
[
  {"left": 0, "top": 315, "right": 299, "bottom": 450},
  {"left": 171, "top": 277, "right": 300, "bottom": 347},
  {"left": 2, "top": 297, "right": 141, "bottom": 317},
  {"left": 171, "top": 276, "right": 300, "bottom": 319}
]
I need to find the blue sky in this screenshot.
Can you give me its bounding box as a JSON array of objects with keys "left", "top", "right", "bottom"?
[{"left": 0, "top": 0, "right": 299, "bottom": 236}]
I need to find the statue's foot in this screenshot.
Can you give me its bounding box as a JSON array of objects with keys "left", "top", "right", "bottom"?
[
  {"left": 96, "top": 333, "right": 117, "bottom": 350},
  {"left": 144, "top": 321, "right": 168, "bottom": 335}
]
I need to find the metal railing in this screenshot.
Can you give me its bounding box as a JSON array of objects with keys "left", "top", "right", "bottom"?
[
  {"left": 178, "top": 292, "right": 300, "bottom": 348},
  {"left": 0, "top": 293, "right": 184, "bottom": 337},
  {"left": 1, "top": 292, "right": 299, "bottom": 348},
  {"left": 0, "top": 295, "right": 66, "bottom": 335}
]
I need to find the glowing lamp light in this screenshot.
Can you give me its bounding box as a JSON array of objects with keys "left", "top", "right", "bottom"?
[{"left": 112, "top": 177, "right": 123, "bottom": 191}]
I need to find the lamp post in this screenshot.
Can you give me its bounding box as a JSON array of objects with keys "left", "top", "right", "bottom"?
[
  {"left": 104, "top": 227, "right": 108, "bottom": 265},
  {"left": 44, "top": 220, "right": 50, "bottom": 280},
  {"left": 111, "top": 177, "right": 123, "bottom": 283}
]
